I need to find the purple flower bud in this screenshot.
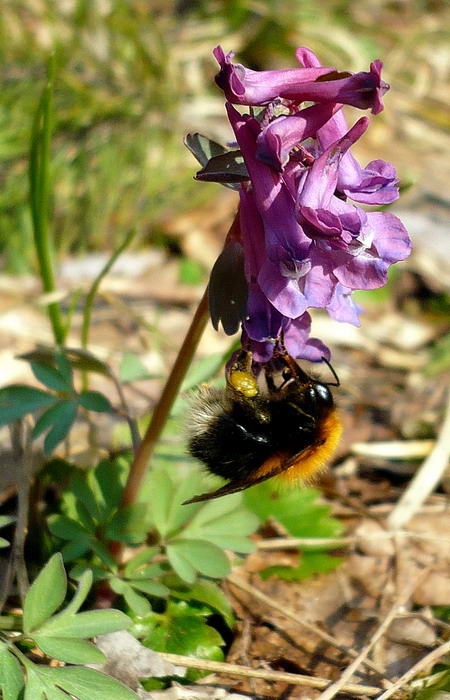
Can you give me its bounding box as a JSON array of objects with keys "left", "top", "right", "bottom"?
[
  {"left": 214, "top": 46, "right": 335, "bottom": 105},
  {"left": 214, "top": 46, "right": 389, "bottom": 114}
]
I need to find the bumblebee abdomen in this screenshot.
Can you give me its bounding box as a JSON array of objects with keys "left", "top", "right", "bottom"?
[{"left": 188, "top": 412, "right": 273, "bottom": 481}]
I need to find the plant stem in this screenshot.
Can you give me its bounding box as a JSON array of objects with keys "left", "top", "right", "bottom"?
[
  {"left": 29, "top": 54, "right": 65, "bottom": 346},
  {"left": 120, "top": 286, "right": 209, "bottom": 508}
]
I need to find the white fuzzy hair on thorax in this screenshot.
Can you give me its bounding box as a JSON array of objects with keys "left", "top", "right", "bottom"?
[{"left": 184, "top": 384, "right": 231, "bottom": 440}]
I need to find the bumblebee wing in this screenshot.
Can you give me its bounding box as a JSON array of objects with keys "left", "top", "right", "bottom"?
[{"left": 182, "top": 445, "right": 318, "bottom": 505}]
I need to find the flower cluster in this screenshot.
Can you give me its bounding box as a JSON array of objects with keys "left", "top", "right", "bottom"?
[{"left": 197, "top": 46, "right": 411, "bottom": 363}]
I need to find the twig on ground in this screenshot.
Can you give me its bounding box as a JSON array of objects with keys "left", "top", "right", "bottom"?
[
  {"left": 227, "top": 573, "right": 385, "bottom": 676},
  {"left": 376, "top": 639, "right": 450, "bottom": 700},
  {"left": 388, "top": 388, "right": 450, "bottom": 530},
  {"left": 315, "top": 568, "right": 430, "bottom": 700},
  {"left": 158, "top": 652, "right": 382, "bottom": 696}
]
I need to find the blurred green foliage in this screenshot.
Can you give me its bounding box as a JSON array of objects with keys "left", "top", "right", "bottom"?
[{"left": 0, "top": 0, "right": 447, "bottom": 272}]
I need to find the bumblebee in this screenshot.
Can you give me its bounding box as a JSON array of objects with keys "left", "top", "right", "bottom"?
[{"left": 184, "top": 346, "right": 342, "bottom": 504}]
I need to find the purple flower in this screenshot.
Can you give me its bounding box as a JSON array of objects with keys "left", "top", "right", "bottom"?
[
  {"left": 214, "top": 45, "right": 389, "bottom": 113},
  {"left": 256, "top": 102, "right": 342, "bottom": 171},
  {"left": 295, "top": 117, "right": 411, "bottom": 291},
  {"left": 190, "top": 45, "right": 410, "bottom": 364},
  {"left": 298, "top": 48, "right": 399, "bottom": 204}
]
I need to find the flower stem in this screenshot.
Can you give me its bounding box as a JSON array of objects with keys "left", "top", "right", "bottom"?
[{"left": 120, "top": 286, "right": 209, "bottom": 508}]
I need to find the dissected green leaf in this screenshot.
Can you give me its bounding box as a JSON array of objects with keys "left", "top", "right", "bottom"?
[
  {"left": 23, "top": 553, "right": 67, "bottom": 633},
  {"left": 31, "top": 362, "right": 73, "bottom": 393},
  {"left": 33, "top": 636, "right": 106, "bottom": 664},
  {"left": 78, "top": 391, "right": 112, "bottom": 413},
  {"left": 33, "top": 665, "right": 139, "bottom": 700},
  {"left": 33, "top": 399, "right": 78, "bottom": 455},
  {"left": 143, "top": 600, "right": 224, "bottom": 678},
  {"left": 19, "top": 347, "right": 112, "bottom": 377},
  {"left": 244, "top": 483, "right": 342, "bottom": 539},
  {"left": 261, "top": 551, "right": 342, "bottom": 581},
  {"left": 167, "top": 577, "right": 235, "bottom": 628},
  {"left": 167, "top": 540, "right": 230, "bottom": 579},
  {"left": 245, "top": 484, "right": 343, "bottom": 580},
  {"left": 36, "top": 609, "right": 130, "bottom": 638},
  {"left": 0, "top": 644, "right": 24, "bottom": 700},
  {"left": 0, "top": 385, "right": 56, "bottom": 425}
]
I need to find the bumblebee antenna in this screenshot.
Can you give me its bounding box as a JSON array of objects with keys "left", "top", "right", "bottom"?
[{"left": 321, "top": 356, "right": 340, "bottom": 387}]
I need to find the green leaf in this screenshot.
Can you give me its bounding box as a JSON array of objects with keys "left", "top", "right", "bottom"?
[
  {"left": 37, "top": 609, "right": 131, "bottom": 638},
  {"left": 123, "top": 547, "right": 159, "bottom": 577},
  {"left": 0, "top": 515, "right": 15, "bottom": 528},
  {"left": 33, "top": 636, "right": 106, "bottom": 664},
  {"left": 122, "top": 585, "right": 152, "bottom": 617},
  {"left": 244, "top": 483, "right": 343, "bottom": 539},
  {"left": 262, "top": 551, "right": 343, "bottom": 581},
  {"left": 78, "top": 391, "right": 112, "bottom": 413},
  {"left": 20, "top": 347, "right": 112, "bottom": 377},
  {"left": 129, "top": 580, "right": 169, "bottom": 598},
  {"left": 0, "top": 385, "right": 56, "bottom": 425},
  {"left": 62, "top": 569, "right": 93, "bottom": 616},
  {"left": 32, "top": 399, "right": 78, "bottom": 455},
  {"left": 180, "top": 493, "right": 259, "bottom": 552},
  {"left": 35, "top": 665, "right": 139, "bottom": 700},
  {"left": 126, "top": 563, "right": 165, "bottom": 581},
  {"left": 166, "top": 545, "right": 196, "bottom": 584},
  {"left": 147, "top": 469, "right": 174, "bottom": 537},
  {"left": 47, "top": 514, "right": 91, "bottom": 541},
  {"left": 31, "top": 362, "right": 73, "bottom": 393},
  {"left": 55, "top": 351, "right": 74, "bottom": 385},
  {"left": 104, "top": 503, "right": 148, "bottom": 544},
  {"left": 143, "top": 600, "right": 225, "bottom": 674},
  {"left": 168, "top": 578, "right": 234, "bottom": 628},
  {"left": 23, "top": 553, "right": 67, "bottom": 633},
  {"left": 0, "top": 537, "right": 10, "bottom": 548},
  {"left": 90, "top": 540, "right": 118, "bottom": 571},
  {"left": 61, "top": 539, "right": 90, "bottom": 562},
  {"left": 167, "top": 540, "right": 230, "bottom": 579},
  {"left": 119, "top": 353, "right": 155, "bottom": 383},
  {"left": 0, "top": 644, "right": 24, "bottom": 700}
]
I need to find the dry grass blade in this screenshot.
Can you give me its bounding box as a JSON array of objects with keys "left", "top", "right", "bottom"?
[
  {"left": 158, "top": 652, "right": 382, "bottom": 696},
  {"left": 316, "top": 568, "right": 429, "bottom": 700},
  {"left": 227, "top": 573, "right": 385, "bottom": 676},
  {"left": 376, "top": 639, "right": 450, "bottom": 700},
  {"left": 351, "top": 440, "right": 435, "bottom": 459},
  {"left": 388, "top": 388, "right": 450, "bottom": 530}
]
